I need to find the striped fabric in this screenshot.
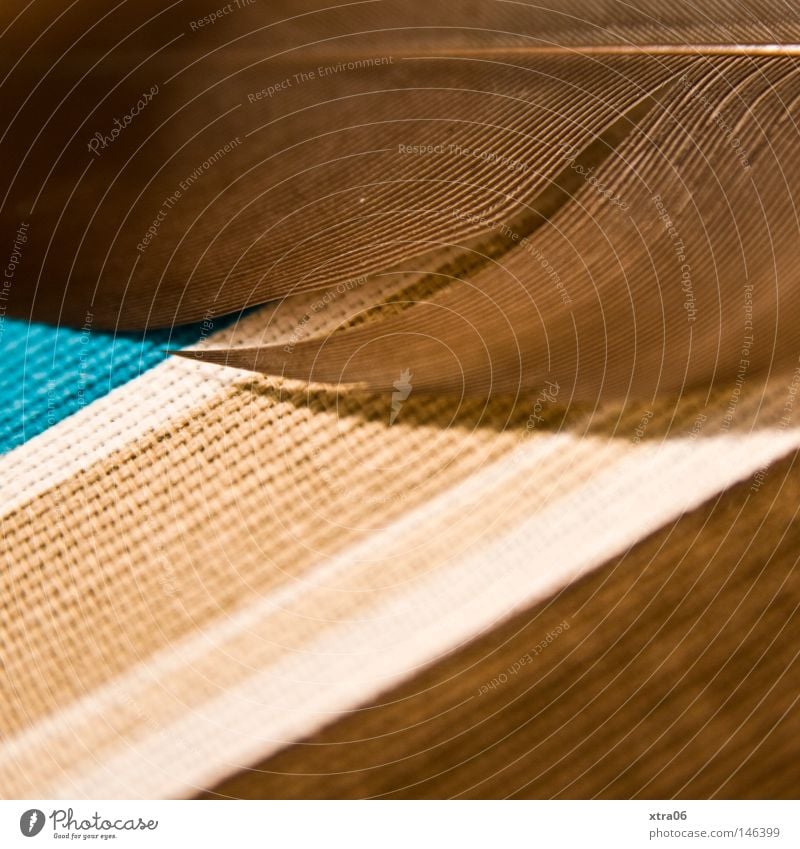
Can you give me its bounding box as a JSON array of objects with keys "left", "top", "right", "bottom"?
[
  {"left": 2, "top": 283, "right": 799, "bottom": 798},
  {"left": 208, "top": 449, "right": 800, "bottom": 799},
  {"left": 2, "top": 0, "right": 799, "bottom": 803}
]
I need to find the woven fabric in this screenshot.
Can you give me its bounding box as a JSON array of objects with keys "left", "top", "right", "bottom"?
[
  {"left": 0, "top": 317, "right": 203, "bottom": 453},
  {"left": 2, "top": 279, "right": 800, "bottom": 795},
  {"left": 206, "top": 449, "right": 800, "bottom": 799}
]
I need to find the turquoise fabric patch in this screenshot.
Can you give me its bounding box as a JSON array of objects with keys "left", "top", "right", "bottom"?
[{"left": 0, "top": 318, "right": 203, "bottom": 454}]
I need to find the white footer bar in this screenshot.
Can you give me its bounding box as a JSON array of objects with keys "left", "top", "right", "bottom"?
[{"left": 1, "top": 800, "right": 797, "bottom": 848}]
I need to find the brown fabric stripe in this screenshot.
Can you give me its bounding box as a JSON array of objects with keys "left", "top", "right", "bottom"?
[{"left": 204, "top": 449, "right": 800, "bottom": 799}]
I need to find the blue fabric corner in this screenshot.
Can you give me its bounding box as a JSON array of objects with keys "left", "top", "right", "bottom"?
[{"left": 0, "top": 318, "right": 204, "bottom": 454}]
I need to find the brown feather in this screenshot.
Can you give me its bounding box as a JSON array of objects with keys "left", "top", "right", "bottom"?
[{"left": 3, "top": 1, "right": 799, "bottom": 400}]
